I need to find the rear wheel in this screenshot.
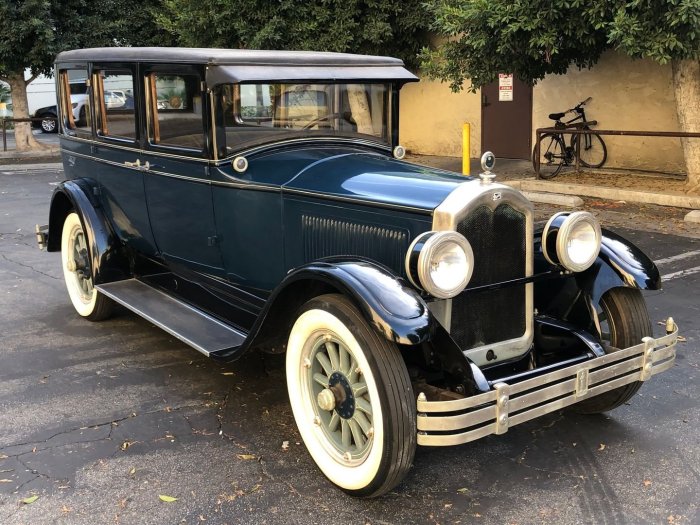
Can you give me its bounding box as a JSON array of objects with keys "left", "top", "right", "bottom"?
[
  {"left": 533, "top": 133, "right": 566, "bottom": 179},
  {"left": 573, "top": 131, "right": 607, "bottom": 168},
  {"left": 574, "top": 287, "right": 652, "bottom": 414},
  {"left": 286, "top": 294, "right": 416, "bottom": 497},
  {"left": 61, "top": 212, "right": 113, "bottom": 321}
]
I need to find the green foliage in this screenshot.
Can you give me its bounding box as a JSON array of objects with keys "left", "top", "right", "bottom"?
[
  {"left": 0, "top": 0, "right": 173, "bottom": 81},
  {"left": 0, "top": 83, "right": 10, "bottom": 103},
  {"left": 422, "top": 0, "right": 700, "bottom": 91},
  {"left": 155, "top": 0, "right": 429, "bottom": 68}
]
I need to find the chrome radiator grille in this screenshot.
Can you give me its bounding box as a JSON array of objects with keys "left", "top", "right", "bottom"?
[{"left": 450, "top": 203, "right": 528, "bottom": 351}]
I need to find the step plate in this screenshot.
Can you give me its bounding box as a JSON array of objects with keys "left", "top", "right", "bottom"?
[{"left": 97, "top": 279, "right": 246, "bottom": 357}]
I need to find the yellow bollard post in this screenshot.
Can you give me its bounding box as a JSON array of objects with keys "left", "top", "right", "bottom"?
[{"left": 462, "top": 123, "right": 470, "bottom": 176}]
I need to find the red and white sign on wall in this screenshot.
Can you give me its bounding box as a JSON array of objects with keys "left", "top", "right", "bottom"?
[{"left": 498, "top": 73, "right": 513, "bottom": 101}]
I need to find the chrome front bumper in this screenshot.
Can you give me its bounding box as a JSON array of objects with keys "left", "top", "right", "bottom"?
[{"left": 416, "top": 323, "right": 679, "bottom": 446}]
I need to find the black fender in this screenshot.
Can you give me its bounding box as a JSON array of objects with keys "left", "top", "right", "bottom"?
[
  {"left": 576, "top": 228, "right": 661, "bottom": 306},
  {"left": 534, "top": 227, "right": 660, "bottom": 325},
  {"left": 246, "top": 257, "right": 432, "bottom": 350},
  {"left": 47, "top": 179, "right": 129, "bottom": 284}
]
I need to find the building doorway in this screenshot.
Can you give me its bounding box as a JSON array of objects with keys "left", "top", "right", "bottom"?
[{"left": 481, "top": 75, "right": 533, "bottom": 160}]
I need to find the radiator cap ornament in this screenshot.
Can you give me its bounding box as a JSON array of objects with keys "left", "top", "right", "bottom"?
[{"left": 479, "top": 151, "right": 496, "bottom": 185}]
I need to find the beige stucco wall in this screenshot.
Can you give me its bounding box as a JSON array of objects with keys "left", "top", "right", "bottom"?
[
  {"left": 534, "top": 51, "right": 684, "bottom": 173},
  {"left": 399, "top": 79, "right": 482, "bottom": 158},
  {"left": 400, "top": 51, "right": 685, "bottom": 174}
]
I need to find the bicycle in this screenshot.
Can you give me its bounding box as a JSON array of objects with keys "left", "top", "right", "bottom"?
[{"left": 533, "top": 97, "right": 607, "bottom": 179}]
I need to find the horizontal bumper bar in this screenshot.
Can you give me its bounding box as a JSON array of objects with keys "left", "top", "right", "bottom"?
[{"left": 416, "top": 323, "right": 679, "bottom": 446}]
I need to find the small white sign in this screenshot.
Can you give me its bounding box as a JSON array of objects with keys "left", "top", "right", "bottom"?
[{"left": 498, "top": 73, "right": 514, "bottom": 102}]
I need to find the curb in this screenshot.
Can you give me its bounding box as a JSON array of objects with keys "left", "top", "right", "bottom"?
[
  {"left": 0, "top": 162, "right": 63, "bottom": 172},
  {"left": 506, "top": 179, "right": 700, "bottom": 209},
  {"left": 520, "top": 191, "right": 583, "bottom": 208}
]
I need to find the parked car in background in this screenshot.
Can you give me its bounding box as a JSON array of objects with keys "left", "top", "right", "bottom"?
[
  {"left": 37, "top": 48, "right": 680, "bottom": 497},
  {"left": 34, "top": 90, "right": 130, "bottom": 133}
]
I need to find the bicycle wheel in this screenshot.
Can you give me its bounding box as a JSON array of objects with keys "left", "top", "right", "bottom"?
[
  {"left": 573, "top": 131, "right": 607, "bottom": 168},
  {"left": 533, "top": 133, "right": 566, "bottom": 179}
]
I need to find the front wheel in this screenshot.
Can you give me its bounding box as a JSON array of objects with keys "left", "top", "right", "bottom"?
[
  {"left": 533, "top": 133, "right": 566, "bottom": 179},
  {"left": 572, "top": 131, "right": 607, "bottom": 168},
  {"left": 286, "top": 294, "right": 416, "bottom": 497},
  {"left": 574, "top": 287, "right": 652, "bottom": 414},
  {"left": 61, "top": 212, "right": 113, "bottom": 321}
]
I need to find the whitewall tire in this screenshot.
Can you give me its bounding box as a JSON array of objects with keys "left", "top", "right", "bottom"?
[
  {"left": 286, "top": 294, "right": 416, "bottom": 497},
  {"left": 61, "top": 212, "right": 113, "bottom": 321}
]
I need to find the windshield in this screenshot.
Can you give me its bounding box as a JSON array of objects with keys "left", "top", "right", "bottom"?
[{"left": 215, "top": 82, "right": 392, "bottom": 155}]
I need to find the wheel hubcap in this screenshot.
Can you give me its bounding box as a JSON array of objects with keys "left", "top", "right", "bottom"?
[
  {"left": 305, "top": 333, "right": 374, "bottom": 465},
  {"left": 67, "top": 227, "right": 93, "bottom": 301}
]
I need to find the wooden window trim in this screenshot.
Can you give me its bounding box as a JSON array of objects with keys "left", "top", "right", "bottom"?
[
  {"left": 60, "top": 72, "right": 76, "bottom": 129},
  {"left": 94, "top": 71, "right": 109, "bottom": 136},
  {"left": 147, "top": 73, "right": 161, "bottom": 144}
]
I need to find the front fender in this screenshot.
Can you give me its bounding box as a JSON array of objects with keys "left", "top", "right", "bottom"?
[
  {"left": 244, "top": 257, "right": 432, "bottom": 355},
  {"left": 47, "top": 179, "right": 129, "bottom": 284},
  {"left": 577, "top": 228, "right": 661, "bottom": 305}
]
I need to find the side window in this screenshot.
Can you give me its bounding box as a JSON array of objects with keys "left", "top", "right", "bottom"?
[
  {"left": 94, "top": 70, "right": 136, "bottom": 141},
  {"left": 59, "top": 69, "right": 90, "bottom": 137},
  {"left": 146, "top": 73, "right": 203, "bottom": 151}
]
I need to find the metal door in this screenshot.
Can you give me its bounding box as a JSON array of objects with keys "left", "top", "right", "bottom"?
[{"left": 481, "top": 75, "right": 533, "bottom": 160}]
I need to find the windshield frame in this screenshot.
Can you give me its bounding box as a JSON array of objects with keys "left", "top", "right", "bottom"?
[{"left": 213, "top": 81, "right": 399, "bottom": 159}]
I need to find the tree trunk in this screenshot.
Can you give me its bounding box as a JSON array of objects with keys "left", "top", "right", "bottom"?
[
  {"left": 671, "top": 59, "right": 700, "bottom": 193},
  {"left": 6, "top": 72, "right": 48, "bottom": 152}
]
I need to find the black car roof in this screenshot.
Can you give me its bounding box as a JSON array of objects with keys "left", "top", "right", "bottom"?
[{"left": 55, "top": 47, "right": 419, "bottom": 85}]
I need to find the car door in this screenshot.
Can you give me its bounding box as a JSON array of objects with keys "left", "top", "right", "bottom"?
[
  {"left": 89, "top": 63, "right": 158, "bottom": 256},
  {"left": 140, "top": 65, "right": 225, "bottom": 276}
]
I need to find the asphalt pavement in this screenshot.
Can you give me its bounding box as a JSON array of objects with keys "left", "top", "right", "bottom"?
[{"left": 0, "top": 167, "right": 698, "bottom": 525}]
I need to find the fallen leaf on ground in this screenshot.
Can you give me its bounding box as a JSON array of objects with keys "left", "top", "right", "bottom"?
[
  {"left": 598, "top": 443, "right": 606, "bottom": 451},
  {"left": 221, "top": 372, "right": 234, "bottom": 376},
  {"left": 643, "top": 479, "right": 652, "bottom": 487},
  {"left": 236, "top": 454, "right": 256, "bottom": 460},
  {"left": 457, "top": 487, "right": 469, "bottom": 494},
  {"left": 129, "top": 467, "right": 136, "bottom": 475},
  {"left": 0, "top": 479, "right": 12, "bottom": 483},
  {"left": 22, "top": 495, "right": 39, "bottom": 504},
  {"left": 159, "top": 494, "right": 178, "bottom": 502},
  {"left": 0, "top": 454, "right": 7, "bottom": 459},
  {"left": 281, "top": 441, "right": 289, "bottom": 451},
  {"left": 120, "top": 441, "right": 133, "bottom": 451}
]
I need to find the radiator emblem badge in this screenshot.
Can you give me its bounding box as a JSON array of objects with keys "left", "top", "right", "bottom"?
[{"left": 492, "top": 192, "right": 502, "bottom": 201}]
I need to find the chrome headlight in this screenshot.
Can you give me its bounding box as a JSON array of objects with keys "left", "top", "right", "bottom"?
[
  {"left": 542, "top": 211, "right": 602, "bottom": 272},
  {"left": 405, "top": 231, "right": 474, "bottom": 299}
]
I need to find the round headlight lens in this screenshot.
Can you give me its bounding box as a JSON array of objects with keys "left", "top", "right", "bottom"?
[
  {"left": 567, "top": 219, "right": 598, "bottom": 266},
  {"left": 406, "top": 231, "right": 474, "bottom": 299},
  {"left": 543, "top": 211, "right": 601, "bottom": 272}
]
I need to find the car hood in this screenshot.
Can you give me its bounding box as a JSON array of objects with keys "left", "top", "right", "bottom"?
[{"left": 279, "top": 150, "right": 469, "bottom": 213}]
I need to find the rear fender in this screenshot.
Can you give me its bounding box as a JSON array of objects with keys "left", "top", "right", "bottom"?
[{"left": 47, "top": 179, "right": 129, "bottom": 284}]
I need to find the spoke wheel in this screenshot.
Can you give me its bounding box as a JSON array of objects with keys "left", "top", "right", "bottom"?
[
  {"left": 533, "top": 133, "right": 565, "bottom": 179},
  {"left": 286, "top": 294, "right": 416, "bottom": 497},
  {"left": 574, "top": 287, "right": 652, "bottom": 414},
  {"left": 573, "top": 131, "right": 607, "bottom": 168},
  {"left": 61, "top": 212, "right": 113, "bottom": 321}
]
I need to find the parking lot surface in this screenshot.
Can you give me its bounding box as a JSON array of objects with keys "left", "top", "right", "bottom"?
[{"left": 0, "top": 168, "right": 698, "bottom": 524}]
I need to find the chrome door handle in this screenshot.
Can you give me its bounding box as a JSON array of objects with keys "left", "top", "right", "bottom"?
[{"left": 124, "top": 160, "right": 150, "bottom": 171}]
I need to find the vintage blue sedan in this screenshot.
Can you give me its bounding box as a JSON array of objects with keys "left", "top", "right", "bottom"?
[{"left": 37, "top": 48, "right": 679, "bottom": 497}]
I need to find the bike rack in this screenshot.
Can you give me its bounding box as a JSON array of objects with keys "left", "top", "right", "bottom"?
[{"left": 534, "top": 125, "right": 700, "bottom": 179}]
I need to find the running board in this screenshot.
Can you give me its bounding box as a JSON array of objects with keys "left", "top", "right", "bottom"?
[{"left": 96, "top": 279, "right": 246, "bottom": 358}]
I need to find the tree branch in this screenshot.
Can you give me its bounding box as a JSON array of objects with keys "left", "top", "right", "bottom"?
[{"left": 24, "top": 73, "right": 38, "bottom": 86}]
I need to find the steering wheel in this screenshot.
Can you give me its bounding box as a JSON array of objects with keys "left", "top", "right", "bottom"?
[{"left": 301, "top": 112, "right": 345, "bottom": 130}]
